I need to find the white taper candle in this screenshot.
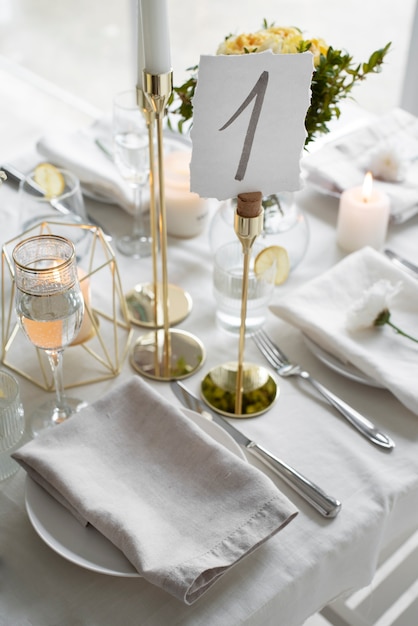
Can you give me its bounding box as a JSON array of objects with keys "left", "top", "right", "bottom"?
[
  {"left": 136, "top": 1, "right": 145, "bottom": 90},
  {"left": 140, "top": 0, "right": 171, "bottom": 75}
]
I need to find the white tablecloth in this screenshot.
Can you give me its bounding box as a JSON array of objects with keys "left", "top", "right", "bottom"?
[{"left": 1, "top": 62, "right": 418, "bottom": 626}]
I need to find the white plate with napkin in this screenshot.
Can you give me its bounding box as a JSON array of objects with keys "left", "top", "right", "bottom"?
[
  {"left": 13, "top": 377, "right": 297, "bottom": 604},
  {"left": 302, "top": 108, "right": 418, "bottom": 224},
  {"left": 271, "top": 247, "right": 418, "bottom": 416},
  {"left": 36, "top": 118, "right": 191, "bottom": 213},
  {"left": 23, "top": 408, "right": 245, "bottom": 578}
]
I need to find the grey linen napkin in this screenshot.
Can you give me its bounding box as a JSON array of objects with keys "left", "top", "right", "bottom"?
[{"left": 13, "top": 377, "right": 298, "bottom": 604}]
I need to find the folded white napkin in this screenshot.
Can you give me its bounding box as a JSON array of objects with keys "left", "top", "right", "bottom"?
[
  {"left": 13, "top": 377, "right": 297, "bottom": 604},
  {"left": 36, "top": 117, "right": 136, "bottom": 212},
  {"left": 302, "top": 108, "right": 418, "bottom": 223},
  {"left": 271, "top": 247, "right": 418, "bottom": 415},
  {"left": 37, "top": 118, "right": 192, "bottom": 215}
]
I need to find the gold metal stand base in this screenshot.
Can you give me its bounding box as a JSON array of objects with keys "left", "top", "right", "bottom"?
[
  {"left": 201, "top": 362, "right": 278, "bottom": 418},
  {"left": 130, "top": 328, "right": 205, "bottom": 381},
  {"left": 125, "top": 282, "right": 192, "bottom": 328}
]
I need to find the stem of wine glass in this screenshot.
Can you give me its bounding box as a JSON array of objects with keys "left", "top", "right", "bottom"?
[
  {"left": 131, "top": 182, "right": 145, "bottom": 237},
  {"left": 45, "top": 348, "right": 71, "bottom": 424}
]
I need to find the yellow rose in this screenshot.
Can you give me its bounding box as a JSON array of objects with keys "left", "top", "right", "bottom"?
[
  {"left": 306, "top": 38, "right": 328, "bottom": 66},
  {"left": 217, "top": 32, "right": 272, "bottom": 55},
  {"left": 265, "top": 26, "right": 302, "bottom": 41}
]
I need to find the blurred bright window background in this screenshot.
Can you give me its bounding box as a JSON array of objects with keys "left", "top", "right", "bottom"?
[{"left": 0, "top": 0, "right": 415, "bottom": 115}]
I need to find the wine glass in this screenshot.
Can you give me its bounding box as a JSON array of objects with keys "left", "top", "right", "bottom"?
[
  {"left": 113, "top": 89, "right": 152, "bottom": 257},
  {"left": 12, "top": 234, "right": 86, "bottom": 435}
]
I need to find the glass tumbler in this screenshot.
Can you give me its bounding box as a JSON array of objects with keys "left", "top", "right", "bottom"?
[
  {"left": 19, "top": 167, "right": 86, "bottom": 224},
  {"left": 213, "top": 241, "right": 276, "bottom": 334},
  {"left": 0, "top": 370, "right": 25, "bottom": 480},
  {"left": 18, "top": 168, "right": 90, "bottom": 259}
]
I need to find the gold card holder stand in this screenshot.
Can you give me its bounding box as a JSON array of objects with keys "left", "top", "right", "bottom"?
[
  {"left": 129, "top": 72, "right": 205, "bottom": 381},
  {"left": 201, "top": 193, "right": 278, "bottom": 418},
  {"left": 2, "top": 221, "right": 133, "bottom": 390}
]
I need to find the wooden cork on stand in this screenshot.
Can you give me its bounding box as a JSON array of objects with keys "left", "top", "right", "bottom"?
[
  {"left": 234, "top": 191, "right": 264, "bottom": 249},
  {"left": 236, "top": 191, "right": 263, "bottom": 218}
]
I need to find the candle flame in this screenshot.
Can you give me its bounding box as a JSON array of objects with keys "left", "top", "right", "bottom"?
[{"left": 362, "top": 171, "right": 373, "bottom": 202}]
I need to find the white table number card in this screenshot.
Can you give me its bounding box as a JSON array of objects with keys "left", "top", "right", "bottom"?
[{"left": 190, "top": 51, "right": 314, "bottom": 200}]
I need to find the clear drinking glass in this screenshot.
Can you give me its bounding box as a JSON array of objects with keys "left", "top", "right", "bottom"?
[
  {"left": 213, "top": 241, "right": 277, "bottom": 334},
  {"left": 0, "top": 370, "right": 25, "bottom": 480},
  {"left": 113, "top": 89, "right": 151, "bottom": 257},
  {"left": 12, "top": 234, "right": 86, "bottom": 435},
  {"left": 18, "top": 168, "right": 89, "bottom": 257},
  {"left": 19, "top": 168, "right": 87, "bottom": 230}
]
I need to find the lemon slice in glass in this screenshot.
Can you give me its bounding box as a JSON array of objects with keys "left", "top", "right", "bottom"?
[
  {"left": 254, "top": 245, "right": 290, "bottom": 285},
  {"left": 34, "top": 162, "right": 65, "bottom": 198}
]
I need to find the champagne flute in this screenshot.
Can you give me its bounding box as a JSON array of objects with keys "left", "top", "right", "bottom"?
[
  {"left": 12, "top": 234, "right": 86, "bottom": 435},
  {"left": 113, "top": 89, "right": 152, "bottom": 257}
]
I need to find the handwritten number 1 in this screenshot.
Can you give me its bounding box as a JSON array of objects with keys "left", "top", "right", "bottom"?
[{"left": 219, "top": 70, "right": 269, "bottom": 181}]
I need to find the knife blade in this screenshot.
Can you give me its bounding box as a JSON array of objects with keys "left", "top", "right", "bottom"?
[
  {"left": 170, "top": 381, "right": 342, "bottom": 518},
  {"left": 384, "top": 249, "right": 418, "bottom": 279}
]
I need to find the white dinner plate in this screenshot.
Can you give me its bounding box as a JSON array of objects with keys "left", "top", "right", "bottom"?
[
  {"left": 303, "top": 335, "right": 384, "bottom": 388},
  {"left": 25, "top": 408, "right": 245, "bottom": 578},
  {"left": 303, "top": 175, "right": 341, "bottom": 199}
]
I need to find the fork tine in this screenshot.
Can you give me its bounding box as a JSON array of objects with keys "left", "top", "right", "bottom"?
[
  {"left": 257, "top": 329, "right": 290, "bottom": 363},
  {"left": 253, "top": 330, "right": 287, "bottom": 368}
]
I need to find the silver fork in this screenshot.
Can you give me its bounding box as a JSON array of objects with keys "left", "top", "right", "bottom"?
[{"left": 253, "top": 329, "right": 395, "bottom": 450}]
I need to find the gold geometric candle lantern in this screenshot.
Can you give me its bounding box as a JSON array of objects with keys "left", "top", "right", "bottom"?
[{"left": 2, "top": 220, "right": 133, "bottom": 390}]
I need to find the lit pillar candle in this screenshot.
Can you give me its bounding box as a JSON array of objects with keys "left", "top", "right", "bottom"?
[
  {"left": 140, "top": 0, "right": 171, "bottom": 75},
  {"left": 336, "top": 172, "right": 390, "bottom": 252},
  {"left": 164, "top": 151, "right": 212, "bottom": 238}
]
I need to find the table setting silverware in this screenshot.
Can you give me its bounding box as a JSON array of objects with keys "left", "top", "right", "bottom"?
[
  {"left": 170, "top": 380, "right": 342, "bottom": 518},
  {"left": 1, "top": 162, "right": 112, "bottom": 241},
  {"left": 384, "top": 248, "right": 418, "bottom": 278},
  {"left": 253, "top": 329, "right": 395, "bottom": 450}
]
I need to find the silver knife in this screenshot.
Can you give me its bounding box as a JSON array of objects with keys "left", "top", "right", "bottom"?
[
  {"left": 170, "top": 381, "right": 342, "bottom": 518},
  {"left": 384, "top": 249, "right": 418, "bottom": 278}
]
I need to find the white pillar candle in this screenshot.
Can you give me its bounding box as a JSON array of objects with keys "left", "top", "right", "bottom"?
[
  {"left": 72, "top": 268, "right": 95, "bottom": 345},
  {"left": 336, "top": 172, "right": 390, "bottom": 252},
  {"left": 164, "top": 151, "right": 212, "bottom": 238},
  {"left": 140, "top": 0, "right": 171, "bottom": 75}
]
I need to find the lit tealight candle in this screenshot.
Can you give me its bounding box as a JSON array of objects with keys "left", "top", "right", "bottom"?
[
  {"left": 336, "top": 172, "right": 390, "bottom": 252},
  {"left": 164, "top": 151, "right": 212, "bottom": 238}
]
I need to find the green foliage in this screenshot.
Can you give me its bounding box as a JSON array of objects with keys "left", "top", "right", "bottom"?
[
  {"left": 167, "top": 66, "right": 198, "bottom": 134},
  {"left": 167, "top": 32, "right": 391, "bottom": 146},
  {"left": 304, "top": 41, "right": 391, "bottom": 145}
]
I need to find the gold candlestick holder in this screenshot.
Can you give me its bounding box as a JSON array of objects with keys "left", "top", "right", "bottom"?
[
  {"left": 129, "top": 71, "right": 205, "bottom": 381},
  {"left": 201, "top": 193, "right": 277, "bottom": 418}
]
